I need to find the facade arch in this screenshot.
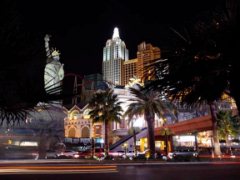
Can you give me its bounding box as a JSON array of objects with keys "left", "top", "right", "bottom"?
[
  {"left": 81, "top": 126, "right": 90, "bottom": 138},
  {"left": 68, "top": 128, "right": 76, "bottom": 137}
]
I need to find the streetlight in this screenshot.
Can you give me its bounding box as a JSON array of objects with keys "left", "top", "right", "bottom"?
[{"left": 193, "top": 131, "right": 199, "bottom": 152}]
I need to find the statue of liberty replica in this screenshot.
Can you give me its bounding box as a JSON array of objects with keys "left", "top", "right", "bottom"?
[
  {"left": 44, "top": 34, "right": 64, "bottom": 105},
  {"left": 28, "top": 35, "right": 66, "bottom": 159}
]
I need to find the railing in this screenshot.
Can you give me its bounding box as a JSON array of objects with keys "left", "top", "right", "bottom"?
[{"left": 109, "top": 127, "right": 147, "bottom": 150}]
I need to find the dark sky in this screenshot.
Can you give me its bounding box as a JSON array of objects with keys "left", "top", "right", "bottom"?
[{"left": 15, "top": 0, "right": 222, "bottom": 76}]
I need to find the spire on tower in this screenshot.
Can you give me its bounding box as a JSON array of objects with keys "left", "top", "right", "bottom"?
[{"left": 112, "top": 27, "right": 120, "bottom": 39}]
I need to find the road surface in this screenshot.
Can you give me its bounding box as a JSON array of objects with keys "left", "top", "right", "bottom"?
[{"left": 0, "top": 160, "right": 239, "bottom": 180}]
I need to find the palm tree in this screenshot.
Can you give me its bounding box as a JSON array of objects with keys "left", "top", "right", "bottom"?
[
  {"left": 144, "top": 0, "right": 240, "bottom": 157},
  {"left": 124, "top": 85, "right": 175, "bottom": 158},
  {"left": 216, "top": 110, "right": 240, "bottom": 153},
  {"left": 88, "top": 89, "right": 123, "bottom": 156},
  {"left": 147, "top": 51, "right": 225, "bottom": 157}
]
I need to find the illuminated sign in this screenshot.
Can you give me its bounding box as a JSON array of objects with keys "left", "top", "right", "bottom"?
[{"left": 20, "top": 141, "right": 38, "bottom": 147}]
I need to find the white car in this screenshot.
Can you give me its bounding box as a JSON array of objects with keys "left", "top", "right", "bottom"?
[
  {"left": 45, "top": 150, "right": 58, "bottom": 159},
  {"left": 58, "top": 150, "right": 78, "bottom": 159},
  {"left": 126, "top": 151, "right": 135, "bottom": 157}
]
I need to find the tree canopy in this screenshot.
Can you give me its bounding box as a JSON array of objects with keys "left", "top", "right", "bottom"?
[{"left": 145, "top": 0, "right": 239, "bottom": 112}]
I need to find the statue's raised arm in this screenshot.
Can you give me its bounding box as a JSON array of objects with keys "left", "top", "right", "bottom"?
[{"left": 44, "top": 34, "right": 52, "bottom": 59}]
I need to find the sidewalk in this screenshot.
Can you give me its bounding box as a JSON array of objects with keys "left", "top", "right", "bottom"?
[
  {"left": 198, "top": 154, "right": 240, "bottom": 162},
  {"left": 1, "top": 156, "right": 240, "bottom": 165}
]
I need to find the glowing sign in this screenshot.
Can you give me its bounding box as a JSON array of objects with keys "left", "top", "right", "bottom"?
[
  {"left": 178, "top": 136, "right": 195, "bottom": 142},
  {"left": 20, "top": 141, "right": 38, "bottom": 147}
]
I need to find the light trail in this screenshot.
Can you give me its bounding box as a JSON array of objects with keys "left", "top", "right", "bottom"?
[{"left": 0, "top": 165, "right": 118, "bottom": 175}]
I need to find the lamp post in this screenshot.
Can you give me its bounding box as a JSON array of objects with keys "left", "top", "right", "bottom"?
[{"left": 194, "top": 131, "right": 199, "bottom": 152}]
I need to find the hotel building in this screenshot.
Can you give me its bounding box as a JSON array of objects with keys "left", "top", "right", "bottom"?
[{"left": 102, "top": 27, "right": 129, "bottom": 86}]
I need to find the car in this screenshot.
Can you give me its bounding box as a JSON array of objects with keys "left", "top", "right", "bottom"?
[
  {"left": 113, "top": 150, "right": 125, "bottom": 158},
  {"left": 45, "top": 150, "right": 58, "bottom": 159},
  {"left": 135, "top": 149, "right": 164, "bottom": 159},
  {"left": 94, "top": 148, "right": 105, "bottom": 158},
  {"left": 57, "top": 150, "right": 78, "bottom": 159},
  {"left": 168, "top": 148, "right": 199, "bottom": 161},
  {"left": 77, "top": 150, "right": 92, "bottom": 159},
  {"left": 126, "top": 150, "right": 135, "bottom": 157},
  {"left": 108, "top": 150, "right": 132, "bottom": 159},
  {"left": 1, "top": 146, "right": 39, "bottom": 160}
]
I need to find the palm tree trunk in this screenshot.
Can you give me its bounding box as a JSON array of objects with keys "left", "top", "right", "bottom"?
[
  {"left": 133, "top": 128, "right": 137, "bottom": 157},
  {"left": 225, "top": 136, "right": 232, "bottom": 155},
  {"left": 38, "top": 137, "right": 47, "bottom": 159},
  {"left": 209, "top": 102, "right": 222, "bottom": 157},
  {"left": 92, "top": 138, "right": 95, "bottom": 157},
  {"left": 165, "top": 130, "right": 168, "bottom": 156},
  {"left": 146, "top": 117, "right": 155, "bottom": 159},
  {"left": 104, "top": 121, "right": 109, "bottom": 156}
]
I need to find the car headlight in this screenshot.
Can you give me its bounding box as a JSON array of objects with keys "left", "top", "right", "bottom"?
[
  {"left": 73, "top": 154, "right": 79, "bottom": 158},
  {"left": 193, "top": 153, "right": 198, "bottom": 157},
  {"left": 168, "top": 153, "right": 173, "bottom": 159}
]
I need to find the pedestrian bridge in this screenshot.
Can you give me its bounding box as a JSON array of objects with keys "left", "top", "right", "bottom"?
[
  {"left": 109, "top": 115, "right": 213, "bottom": 152},
  {"left": 155, "top": 115, "right": 213, "bottom": 135}
]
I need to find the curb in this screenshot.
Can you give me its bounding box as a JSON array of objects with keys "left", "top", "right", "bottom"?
[{"left": 1, "top": 159, "right": 240, "bottom": 166}]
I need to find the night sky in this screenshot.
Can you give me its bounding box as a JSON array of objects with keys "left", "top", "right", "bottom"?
[{"left": 12, "top": 0, "right": 222, "bottom": 76}]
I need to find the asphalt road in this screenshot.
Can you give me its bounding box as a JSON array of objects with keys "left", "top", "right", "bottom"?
[{"left": 0, "top": 161, "right": 240, "bottom": 180}]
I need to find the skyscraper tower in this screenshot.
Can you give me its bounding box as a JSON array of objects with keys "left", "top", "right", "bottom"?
[
  {"left": 136, "top": 42, "right": 160, "bottom": 81},
  {"left": 123, "top": 42, "right": 161, "bottom": 86},
  {"left": 103, "top": 27, "right": 129, "bottom": 86}
]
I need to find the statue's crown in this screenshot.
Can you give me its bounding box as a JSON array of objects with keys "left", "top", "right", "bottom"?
[{"left": 51, "top": 48, "right": 60, "bottom": 57}]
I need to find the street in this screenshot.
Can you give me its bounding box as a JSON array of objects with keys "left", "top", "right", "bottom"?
[{"left": 0, "top": 161, "right": 240, "bottom": 180}]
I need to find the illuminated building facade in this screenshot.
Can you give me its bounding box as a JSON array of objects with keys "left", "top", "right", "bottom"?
[
  {"left": 103, "top": 27, "right": 129, "bottom": 85},
  {"left": 64, "top": 105, "right": 103, "bottom": 139},
  {"left": 122, "top": 42, "right": 161, "bottom": 86},
  {"left": 123, "top": 58, "right": 137, "bottom": 85},
  {"left": 64, "top": 105, "right": 104, "bottom": 149},
  {"left": 136, "top": 42, "right": 161, "bottom": 81}
]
